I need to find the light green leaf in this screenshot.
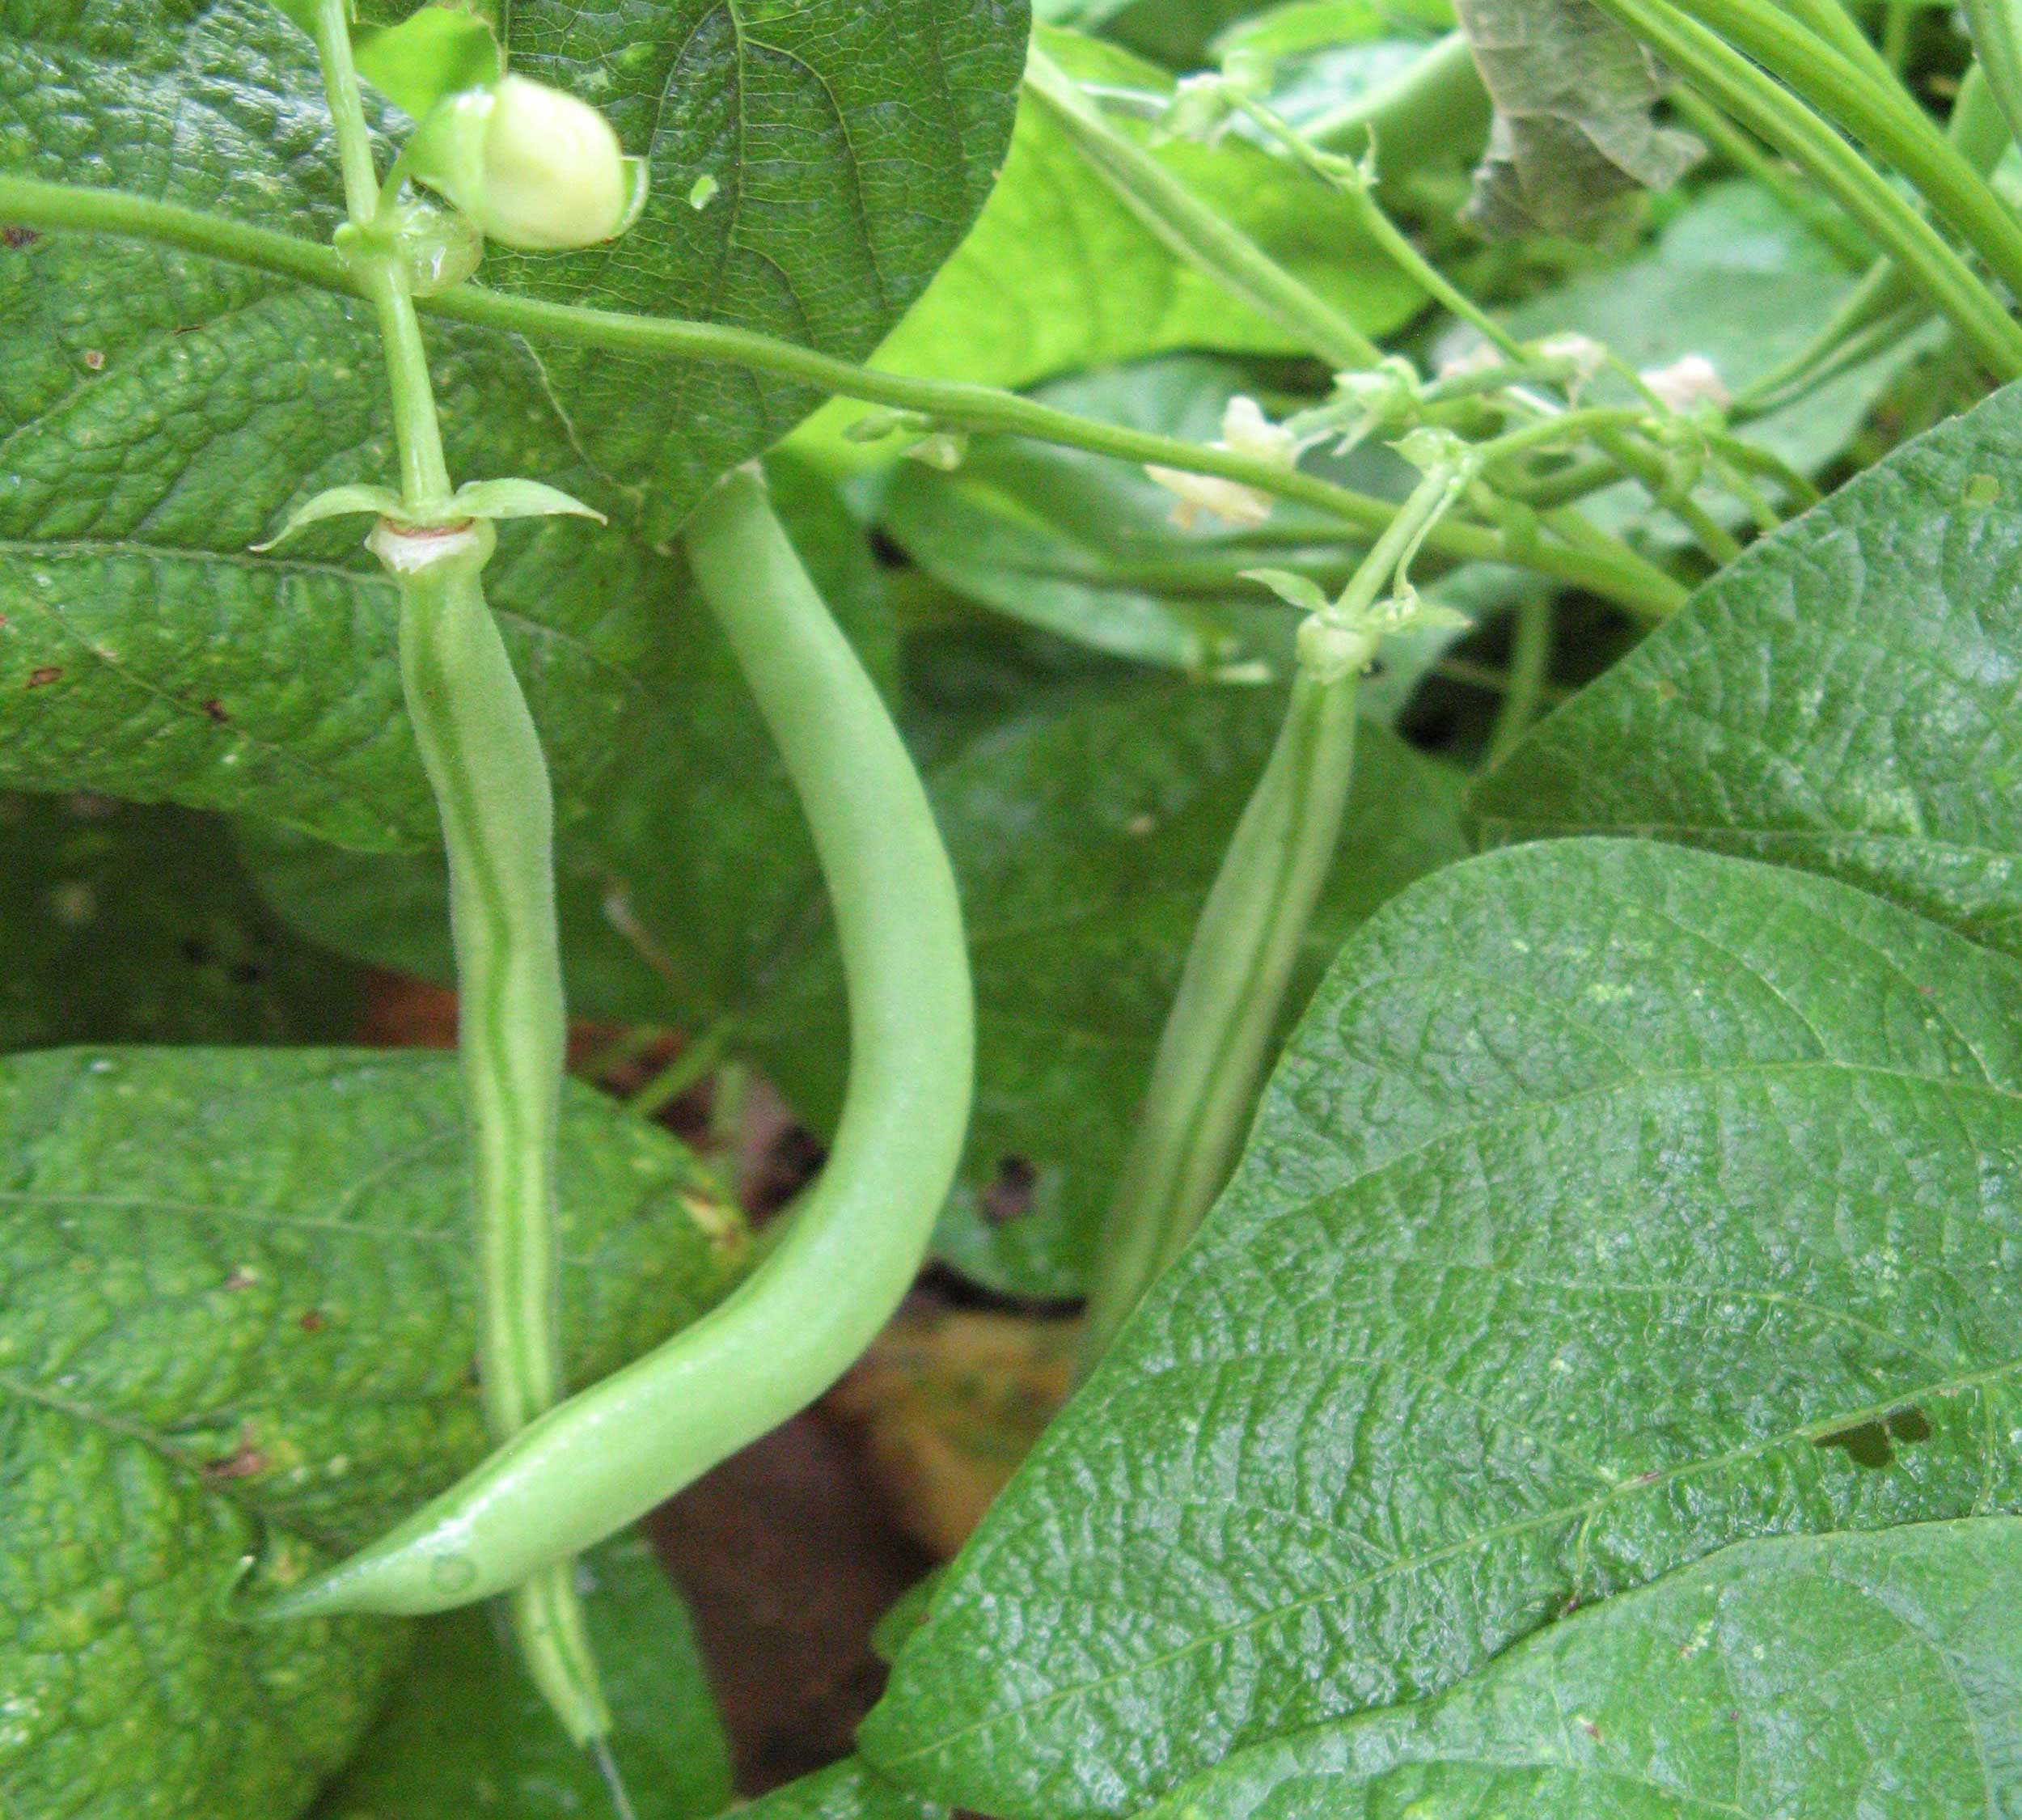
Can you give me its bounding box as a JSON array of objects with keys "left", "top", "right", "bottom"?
[
  {"left": 311, "top": 1532, "right": 732, "bottom": 1820},
  {"left": 788, "top": 28, "right": 1422, "bottom": 467},
  {"left": 1455, "top": 0, "right": 1702, "bottom": 238},
  {"left": 865, "top": 837, "right": 2022, "bottom": 1814},
  {"left": 1475, "top": 376, "right": 2022, "bottom": 949},
  {"left": 0, "top": 1046, "right": 746, "bottom": 1820},
  {"left": 0, "top": 793, "right": 361, "bottom": 1052},
  {"left": 0, "top": 0, "right": 1022, "bottom": 840},
  {"left": 1140, "top": 1520, "right": 2022, "bottom": 1819}
]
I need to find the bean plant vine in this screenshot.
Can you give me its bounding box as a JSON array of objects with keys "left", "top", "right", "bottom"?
[{"left": 11, "top": 0, "right": 2022, "bottom": 1814}]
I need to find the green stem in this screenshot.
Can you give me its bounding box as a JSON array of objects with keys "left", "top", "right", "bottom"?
[
  {"left": 305, "top": 0, "right": 601, "bottom": 1746},
  {"left": 1586, "top": 0, "right": 2022, "bottom": 379},
  {"left": 1965, "top": 0, "right": 2022, "bottom": 150},
  {"left": 1305, "top": 30, "right": 1491, "bottom": 164},
  {"left": 1079, "top": 464, "right": 1460, "bottom": 1369},
  {"left": 1487, "top": 592, "right": 1555, "bottom": 767},
  {"left": 258, "top": 468, "right": 975, "bottom": 1616},
  {"left": 1229, "top": 91, "right": 1528, "bottom": 359},
  {"left": 1022, "top": 48, "right": 1383, "bottom": 372},
  {"left": 0, "top": 176, "right": 1688, "bottom": 619}
]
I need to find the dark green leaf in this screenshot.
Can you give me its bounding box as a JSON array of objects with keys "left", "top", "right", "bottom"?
[
  {"left": 0, "top": 0, "right": 1022, "bottom": 840},
  {"left": 1454, "top": 0, "right": 1701, "bottom": 238},
  {"left": 0, "top": 792, "right": 359, "bottom": 1051},
  {"left": 1140, "top": 1520, "right": 2022, "bottom": 1818},
  {"left": 865, "top": 838, "right": 2022, "bottom": 1814},
  {"left": 0, "top": 1047, "right": 746, "bottom": 1819},
  {"left": 311, "top": 1532, "right": 733, "bottom": 1820},
  {"left": 1475, "top": 377, "right": 2022, "bottom": 954}
]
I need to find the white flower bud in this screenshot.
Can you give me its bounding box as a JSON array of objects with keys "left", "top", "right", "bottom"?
[
  {"left": 408, "top": 75, "right": 648, "bottom": 252},
  {"left": 1145, "top": 397, "right": 1293, "bottom": 531},
  {"left": 1640, "top": 354, "right": 1731, "bottom": 416}
]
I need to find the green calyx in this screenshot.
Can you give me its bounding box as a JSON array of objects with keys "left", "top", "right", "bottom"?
[{"left": 253, "top": 477, "right": 605, "bottom": 553}]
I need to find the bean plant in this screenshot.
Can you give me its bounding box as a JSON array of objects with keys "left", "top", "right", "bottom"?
[{"left": 5, "top": 0, "right": 2022, "bottom": 1813}]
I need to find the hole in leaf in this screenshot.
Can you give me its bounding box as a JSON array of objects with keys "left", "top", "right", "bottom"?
[{"left": 1813, "top": 1405, "right": 1931, "bottom": 1469}]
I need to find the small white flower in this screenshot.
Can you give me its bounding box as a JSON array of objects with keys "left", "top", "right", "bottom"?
[
  {"left": 1145, "top": 396, "right": 1292, "bottom": 530},
  {"left": 1640, "top": 353, "right": 1731, "bottom": 414},
  {"left": 1438, "top": 342, "right": 1504, "bottom": 382},
  {"left": 1538, "top": 333, "right": 1609, "bottom": 383}
]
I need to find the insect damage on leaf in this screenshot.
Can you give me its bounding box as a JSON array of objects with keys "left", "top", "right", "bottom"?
[{"left": 1455, "top": 0, "right": 1703, "bottom": 238}]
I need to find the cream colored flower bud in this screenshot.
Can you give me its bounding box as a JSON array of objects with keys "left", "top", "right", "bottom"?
[{"left": 409, "top": 76, "right": 648, "bottom": 252}]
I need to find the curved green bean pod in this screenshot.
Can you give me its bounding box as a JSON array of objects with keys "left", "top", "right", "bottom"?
[{"left": 262, "top": 467, "right": 974, "bottom": 1618}]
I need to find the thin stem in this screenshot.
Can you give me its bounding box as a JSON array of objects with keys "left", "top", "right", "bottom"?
[
  {"left": 630, "top": 1023, "right": 734, "bottom": 1122},
  {"left": 1585, "top": 0, "right": 2022, "bottom": 379},
  {"left": 1023, "top": 48, "right": 1383, "bottom": 373},
  {"left": 1882, "top": 2, "right": 1914, "bottom": 74},
  {"left": 309, "top": 0, "right": 452, "bottom": 514},
  {"left": 305, "top": 0, "right": 600, "bottom": 1742},
  {"left": 1305, "top": 30, "right": 1490, "bottom": 163},
  {"left": 259, "top": 468, "right": 975, "bottom": 1616},
  {"left": 1080, "top": 463, "right": 1462, "bottom": 1369},
  {"left": 0, "top": 175, "right": 1689, "bottom": 618},
  {"left": 1487, "top": 592, "right": 1555, "bottom": 767},
  {"left": 1229, "top": 91, "right": 1528, "bottom": 360},
  {"left": 1730, "top": 64, "right": 2011, "bottom": 413}
]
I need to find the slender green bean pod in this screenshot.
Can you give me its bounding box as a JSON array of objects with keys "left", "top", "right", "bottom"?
[
  {"left": 260, "top": 468, "right": 974, "bottom": 1617},
  {"left": 1080, "top": 460, "right": 1466, "bottom": 1369},
  {"left": 302, "top": 0, "right": 611, "bottom": 1741},
  {"left": 1965, "top": 0, "right": 2022, "bottom": 154},
  {"left": 1663, "top": 0, "right": 2022, "bottom": 305},
  {"left": 1584, "top": 0, "right": 2022, "bottom": 379}
]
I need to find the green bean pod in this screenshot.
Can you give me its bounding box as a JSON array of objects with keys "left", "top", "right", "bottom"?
[{"left": 262, "top": 468, "right": 974, "bottom": 1618}]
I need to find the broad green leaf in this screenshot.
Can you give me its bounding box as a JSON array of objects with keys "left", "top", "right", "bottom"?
[
  {"left": 0, "top": 0, "right": 1022, "bottom": 841},
  {"left": 880, "top": 356, "right": 1521, "bottom": 698},
  {"left": 787, "top": 28, "right": 1422, "bottom": 468},
  {"left": 865, "top": 837, "right": 2022, "bottom": 1814},
  {"left": 1474, "top": 376, "right": 2022, "bottom": 953},
  {"left": 242, "top": 656, "right": 1466, "bottom": 1299},
  {"left": 1455, "top": 0, "right": 1701, "bottom": 238},
  {"left": 0, "top": 792, "right": 359, "bottom": 1051},
  {"left": 0, "top": 1047, "right": 746, "bottom": 1820},
  {"left": 311, "top": 1532, "right": 732, "bottom": 1820},
  {"left": 1140, "top": 1519, "right": 2022, "bottom": 1819},
  {"left": 738, "top": 1759, "right": 947, "bottom": 1820}
]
